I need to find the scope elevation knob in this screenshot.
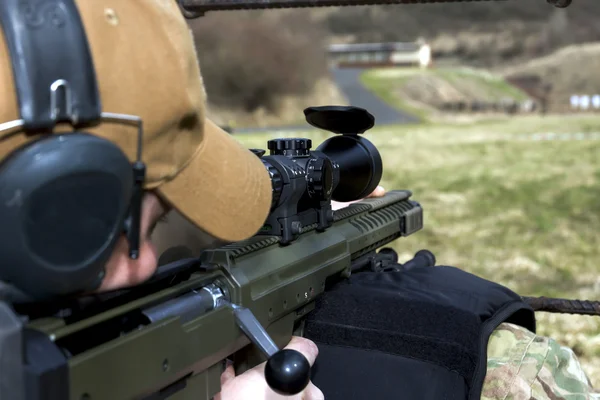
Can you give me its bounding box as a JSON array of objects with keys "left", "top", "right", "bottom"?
[{"left": 268, "top": 138, "right": 312, "bottom": 156}]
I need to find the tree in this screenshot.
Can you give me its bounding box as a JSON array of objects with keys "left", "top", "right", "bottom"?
[{"left": 190, "top": 11, "right": 328, "bottom": 113}]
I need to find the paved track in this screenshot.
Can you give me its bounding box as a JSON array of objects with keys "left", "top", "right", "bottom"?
[
  {"left": 234, "top": 67, "right": 417, "bottom": 134},
  {"left": 331, "top": 68, "right": 418, "bottom": 125}
]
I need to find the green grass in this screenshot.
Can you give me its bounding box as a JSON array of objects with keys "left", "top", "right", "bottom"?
[
  {"left": 234, "top": 114, "right": 600, "bottom": 387},
  {"left": 360, "top": 67, "right": 530, "bottom": 122},
  {"left": 359, "top": 69, "right": 432, "bottom": 123},
  {"left": 436, "top": 67, "right": 530, "bottom": 101}
]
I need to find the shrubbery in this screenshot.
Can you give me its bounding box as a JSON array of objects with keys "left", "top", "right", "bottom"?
[{"left": 190, "top": 12, "right": 328, "bottom": 113}]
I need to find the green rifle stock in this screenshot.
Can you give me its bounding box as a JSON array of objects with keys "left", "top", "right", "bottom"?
[{"left": 14, "top": 190, "right": 422, "bottom": 399}]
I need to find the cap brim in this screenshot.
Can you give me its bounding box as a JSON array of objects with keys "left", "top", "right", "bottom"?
[{"left": 157, "top": 119, "right": 272, "bottom": 242}]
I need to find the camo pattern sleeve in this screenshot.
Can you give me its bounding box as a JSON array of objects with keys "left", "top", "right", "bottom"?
[{"left": 482, "top": 322, "right": 600, "bottom": 399}]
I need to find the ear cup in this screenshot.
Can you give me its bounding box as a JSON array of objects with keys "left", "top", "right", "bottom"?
[{"left": 0, "top": 133, "right": 133, "bottom": 300}]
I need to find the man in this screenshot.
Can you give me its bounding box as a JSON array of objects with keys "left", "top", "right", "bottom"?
[{"left": 0, "top": 0, "right": 596, "bottom": 399}]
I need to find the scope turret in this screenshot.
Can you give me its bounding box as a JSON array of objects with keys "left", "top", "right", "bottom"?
[{"left": 268, "top": 138, "right": 312, "bottom": 156}]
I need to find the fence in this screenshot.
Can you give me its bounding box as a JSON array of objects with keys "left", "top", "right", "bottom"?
[
  {"left": 505, "top": 75, "right": 600, "bottom": 114},
  {"left": 437, "top": 99, "right": 539, "bottom": 115},
  {"left": 568, "top": 95, "right": 600, "bottom": 112}
]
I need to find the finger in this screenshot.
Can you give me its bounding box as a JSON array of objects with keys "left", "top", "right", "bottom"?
[
  {"left": 330, "top": 200, "right": 349, "bottom": 211},
  {"left": 367, "top": 185, "right": 386, "bottom": 198},
  {"left": 303, "top": 382, "right": 325, "bottom": 400},
  {"left": 284, "top": 336, "right": 319, "bottom": 367},
  {"left": 332, "top": 186, "right": 386, "bottom": 211},
  {"left": 220, "top": 363, "right": 236, "bottom": 386}
]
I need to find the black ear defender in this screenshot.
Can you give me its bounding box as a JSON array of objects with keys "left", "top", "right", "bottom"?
[{"left": 0, "top": 0, "right": 147, "bottom": 302}]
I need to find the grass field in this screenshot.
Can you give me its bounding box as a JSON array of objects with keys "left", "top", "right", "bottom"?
[{"left": 234, "top": 114, "right": 600, "bottom": 387}]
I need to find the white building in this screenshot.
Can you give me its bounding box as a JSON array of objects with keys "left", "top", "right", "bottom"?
[{"left": 327, "top": 41, "right": 432, "bottom": 69}]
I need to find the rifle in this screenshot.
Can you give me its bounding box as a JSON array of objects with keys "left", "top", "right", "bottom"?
[
  {"left": 3, "top": 103, "right": 592, "bottom": 400},
  {"left": 176, "top": 0, "right": 572, "bottom": 18},
  {"left": 0, "top": 105, "right": 427, "bottom": 399}
]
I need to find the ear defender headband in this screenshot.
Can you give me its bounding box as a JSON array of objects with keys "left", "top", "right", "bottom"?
[{"left": 0, "top": 0, "right": 146, "bottom": 302}]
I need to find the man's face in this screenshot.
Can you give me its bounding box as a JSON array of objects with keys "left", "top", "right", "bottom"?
[
  {"left": 97, "top": 192, "right": 169, "bottom": 292},
  {"left": 95, "top": 185, "right": 387, "bottom": 293},
  {"left": 150, "top": 209, "right": 228, "bottom": 266},
  {"left": 96, "top": 191, "right": 229, "bottom": 293}
]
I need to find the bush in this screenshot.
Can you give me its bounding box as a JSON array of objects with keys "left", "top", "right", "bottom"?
[{"left": 190, "top": 12, "right": 328, "bottom": 113}]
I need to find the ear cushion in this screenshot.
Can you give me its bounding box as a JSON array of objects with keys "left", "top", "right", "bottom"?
[{"left": 0, "top": 133, "right": 133, "bottom": 300}]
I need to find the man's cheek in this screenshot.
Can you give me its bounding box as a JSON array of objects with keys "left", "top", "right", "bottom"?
[
  {"left": 135, "top": 239, "right": 159, "bottom": 284},
  {"left": 151, "top": 209, "right": 228, "bottom": 265},
  {"left": 97, "top": 236, "right": 159, "bottom": 292}
]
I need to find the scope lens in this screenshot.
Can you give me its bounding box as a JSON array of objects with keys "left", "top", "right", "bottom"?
[{"left": 316, "top": 135, "right": 382, "bottom": 202}]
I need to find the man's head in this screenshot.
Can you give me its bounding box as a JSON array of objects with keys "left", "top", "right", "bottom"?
[{"left": 0, "top": 0, "right": 272, "bottom": 294}]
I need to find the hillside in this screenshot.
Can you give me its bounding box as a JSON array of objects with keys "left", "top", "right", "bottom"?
[
  {"left": 186, "top": 3, "right": 600, "bottom": 127},
  {"left": 502, "top": 42, "right": 600, "bottom": 113},
  {"left": 322, "top": 1, "right": 600, "bottom": 66},
  {"left": 360, "top": 67, "right": 530, "bottom": 122}
]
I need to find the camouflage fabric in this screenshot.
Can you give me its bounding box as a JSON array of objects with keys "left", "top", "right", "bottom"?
[{"left": 483, "top": 322, "right": 600, "bottom": 399}]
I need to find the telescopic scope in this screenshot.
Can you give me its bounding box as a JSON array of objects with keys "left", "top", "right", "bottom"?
[{"left": 253, "top": 106, "right": 383, "bottom": 212}]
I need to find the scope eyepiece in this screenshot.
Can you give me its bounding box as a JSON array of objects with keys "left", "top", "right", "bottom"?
[
  {"left": 316, "top": 133, "right": 382, "bottom": 202},
  {"left": 305, "top": 105, "right": 382, "bottom": 202}
]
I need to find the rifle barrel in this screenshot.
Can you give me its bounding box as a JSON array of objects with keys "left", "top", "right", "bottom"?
[{"left": 180, "top": 0, "right": 511, "bottom": 14}]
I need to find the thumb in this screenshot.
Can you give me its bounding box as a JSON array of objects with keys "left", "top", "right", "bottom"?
[
  {"left": 276, "top": 337, "right": 323, "bottom": 400},
  {"left": 282, "top": 336, "right": 319, "bottom": 367},
  {"left": 216, "top": 337, "right": 321, "bottom": 400},
  {"left": 219, "top": 337, "right": 319, "bottom": 388},
  {"left": 366, "top": 185, "right": 386, "bottom": 198}
]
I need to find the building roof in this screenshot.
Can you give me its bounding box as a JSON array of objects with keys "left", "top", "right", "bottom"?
[{"left": 327, "top": 42, "right": 423, "bottom": 53}]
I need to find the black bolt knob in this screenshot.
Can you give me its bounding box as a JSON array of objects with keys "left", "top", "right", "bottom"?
[{"left": 264, "top": 349, "right": 311, "bottom": 395}]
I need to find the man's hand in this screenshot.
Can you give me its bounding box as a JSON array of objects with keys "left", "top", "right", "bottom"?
[
  {"left": 215, "top": 336, "right": 324, "bottom": 400},
  {"left": 331, "top": 185, "right": 386, "bottom": 210}
]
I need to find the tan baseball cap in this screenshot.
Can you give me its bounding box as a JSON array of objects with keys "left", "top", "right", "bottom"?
[{"left": 0, "top": 0, "right": 272, "bottom": 242}]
